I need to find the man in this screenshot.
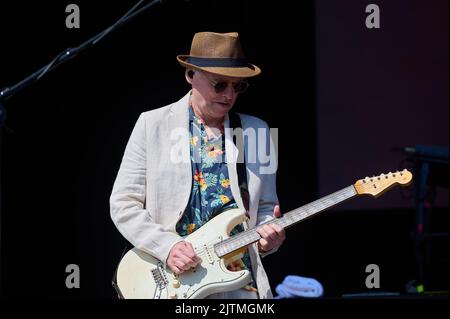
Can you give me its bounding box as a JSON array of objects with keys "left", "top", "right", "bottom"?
[{"left": 110, "top": 31, "right": 285, "bottom": 299}]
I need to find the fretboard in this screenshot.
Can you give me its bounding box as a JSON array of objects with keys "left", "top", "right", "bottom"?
[{"left": 214, "top": 185, "right": 357, "bottom": 258}]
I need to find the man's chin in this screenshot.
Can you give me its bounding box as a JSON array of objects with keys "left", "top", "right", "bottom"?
[{"left": 214, "top": 102, "right": 233, "bottom": 113}]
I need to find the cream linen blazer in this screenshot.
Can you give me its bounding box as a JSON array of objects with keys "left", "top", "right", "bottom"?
[{"left": 110, "top": 91, "right": 279, "bottom": 298}]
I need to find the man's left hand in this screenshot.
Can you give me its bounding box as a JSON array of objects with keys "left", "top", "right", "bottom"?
[{"left": 256, "top": 205, "right": 286, "bottom": 253}]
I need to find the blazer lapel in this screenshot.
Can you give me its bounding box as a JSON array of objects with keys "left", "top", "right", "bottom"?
[{"left": 165, "top": 92, "right": 192, "bottom": 223}]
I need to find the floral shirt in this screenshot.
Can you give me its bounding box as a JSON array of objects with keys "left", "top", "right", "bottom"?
[{"left": 176, "top": 106, "right": 256, "bottom": 291}]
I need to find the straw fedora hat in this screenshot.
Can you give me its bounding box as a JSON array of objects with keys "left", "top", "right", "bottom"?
[{"left": 177, "top": 32, "right": 261, "bottom": 78}]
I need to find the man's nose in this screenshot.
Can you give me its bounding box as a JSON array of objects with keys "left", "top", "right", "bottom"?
[{"left": 222, "top": 83, "right": 235, "bottom": 100}]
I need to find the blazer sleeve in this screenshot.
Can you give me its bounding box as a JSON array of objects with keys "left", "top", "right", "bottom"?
[
  {"left": 110, "top": 113, "right": 183, "bottom": 264},
  {"left": 255, "top": 120, "right": 280, "bottom": 258}
]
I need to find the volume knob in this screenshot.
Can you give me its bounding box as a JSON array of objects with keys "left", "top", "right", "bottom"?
[{"left": 169, "top": 292, "right": 178, "bottom": 299}]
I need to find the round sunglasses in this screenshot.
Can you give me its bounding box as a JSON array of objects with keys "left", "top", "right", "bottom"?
[{"left": 207, "top": 78, "right": 249, "bottom": 94}]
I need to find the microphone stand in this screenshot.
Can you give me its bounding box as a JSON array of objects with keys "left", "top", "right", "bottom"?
[{"left": 0, "top": 0, "right": 166, "bottom": 296}]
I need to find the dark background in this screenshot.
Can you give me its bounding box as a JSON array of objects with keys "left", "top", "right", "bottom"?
[{"left": 0, "top": 0, "right": 447, "bottom": 299}]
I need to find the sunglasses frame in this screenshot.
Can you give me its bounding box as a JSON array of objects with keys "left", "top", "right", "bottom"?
[
  {"left": 210, "top": 80, "right": 249, "bottom": 94},
  {"left": 202, "top": 72, "right": 249, "bottom": 94}
]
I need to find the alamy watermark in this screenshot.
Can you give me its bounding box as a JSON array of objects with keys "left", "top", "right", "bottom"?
[
  {"left": 365, "top": 4, "right": 380, "bottom": 29},
  {"left": 365, "top": 264, "right": 380, "bottom": 289},
  {"left": 65, "top": 4, "right": 80, "bottom": 29},
  {"left": 169, "top": 126, "right": 278, "bottom": 175},
  {"left": 65, "top": 264, "right": 80, "bottom": 289}
]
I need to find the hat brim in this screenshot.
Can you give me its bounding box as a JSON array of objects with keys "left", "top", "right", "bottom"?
[{"left": 177, "top": 55, "right": 261, "bottom": 78}]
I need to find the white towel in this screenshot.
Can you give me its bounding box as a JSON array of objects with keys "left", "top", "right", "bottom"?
[{"left": 275, "top": 275, "right": 324, "bottom": 298}]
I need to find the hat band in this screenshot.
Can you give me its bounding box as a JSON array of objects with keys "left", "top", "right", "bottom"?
[{"left": 187, "top": 57, "right": 250, "bottom": 68}]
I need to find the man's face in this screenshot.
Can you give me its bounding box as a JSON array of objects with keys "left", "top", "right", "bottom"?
[{"left": 191, "top": 70, "right": 248, "bottom": 119}]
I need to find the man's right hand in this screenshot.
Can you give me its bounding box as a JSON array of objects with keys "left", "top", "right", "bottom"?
[{"left": 167, "top": 241, "right": 202, "bottom": 274}]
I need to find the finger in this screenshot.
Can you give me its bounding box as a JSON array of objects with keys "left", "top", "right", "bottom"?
[
  {"left": 172, "top": 248, "right": 195, "bottom": 269},
  {"left": 173, "top": 266, "right": 183, "bottom": 274},
  {"left": 256, "top": 226, "right": 269, "bottom": 239},
  {"left": 262, "top": 224, "right": 279, "bottom": 242},
  {"left": 184, "top": 242, "right": 202, "bottom": 263},
  {"left": 169, "top": 262, "right": 183, "bottom": 274},
  {"left": 258, "top": 238, "right": 270, "bottom": 252},
  {"left": 269, "top": 222, "right": 286, "bottom": 236},
  {"left": 278, "top": 228, "right": 286, "bottom": 241},
  {"left": 178, "top": 253, "right": 198, "bottom": 269},
  {"left": 274, "top": 205, "right": 281, "bottom": 218},
  {"left": 174, "top": 258, "right": 192, "bottom": 271},
  {"left": 271, "top": 223, "right": 285, "bottom": 236}
]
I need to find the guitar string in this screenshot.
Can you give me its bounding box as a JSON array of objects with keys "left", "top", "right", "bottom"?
[
  {"left": 182, "top": 176, "right": 407, "bottom": 258},
  {"left": 213, "top": 186, "right": 357, "bottom": 255},
  {"left": 200, "top": 180, "right": 392, "bottom": 255},
  {"left": 190, "top": 188, "right": 353, "bottom": 257}
]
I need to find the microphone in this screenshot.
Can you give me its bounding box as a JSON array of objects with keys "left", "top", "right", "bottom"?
[{"left": 403, "top": 145, "right": 449, "bottom": 160}]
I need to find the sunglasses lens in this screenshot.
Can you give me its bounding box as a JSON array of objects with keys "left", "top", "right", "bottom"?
[
  {"left": 212, "top": 80, "right": 249, "bottom": 94},
  {"left": 214, "top": 82, "right": 228, "bottom": 93},
  {"left": 234, "top": 81, "right": 249, "bottom": 93}
]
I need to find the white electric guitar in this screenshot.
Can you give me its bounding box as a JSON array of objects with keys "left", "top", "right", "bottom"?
[{"left": 115, "top": 170, "right": 413, "bottom": 299}]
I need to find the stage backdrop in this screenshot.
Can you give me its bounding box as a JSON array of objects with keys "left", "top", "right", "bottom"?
[
  {"left": 0, "top": 0, "right": 447, "bottom": 299},
  {"left": 315, "top": 0, "right": 449, "bottom": 210}
]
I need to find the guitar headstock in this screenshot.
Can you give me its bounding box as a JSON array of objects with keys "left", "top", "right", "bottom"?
[{"left": 354, "top": 169, "right": 413, "bottom": 197}]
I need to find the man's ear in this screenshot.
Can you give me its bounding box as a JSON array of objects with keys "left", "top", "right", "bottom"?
[{"left": 185, "top": 69, "right": 195, "bottom": 83}]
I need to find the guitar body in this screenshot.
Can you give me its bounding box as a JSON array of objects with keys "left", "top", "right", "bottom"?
[{"left": 116, "top": 207, "right": 252, "bottom": 299}]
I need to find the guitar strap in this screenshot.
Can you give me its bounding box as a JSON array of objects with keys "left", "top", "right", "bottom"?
[{"left": 229, "top": 112, "right": 250, "bottom": 213}]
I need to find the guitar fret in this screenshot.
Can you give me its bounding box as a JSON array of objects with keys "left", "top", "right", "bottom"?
[{"left": 214, "top": 185, "right": 357, "bottom": 257}]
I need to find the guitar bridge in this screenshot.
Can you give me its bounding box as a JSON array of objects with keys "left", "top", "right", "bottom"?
[{"left": 151, "top": 265, "right": 168, "bottom": 289}]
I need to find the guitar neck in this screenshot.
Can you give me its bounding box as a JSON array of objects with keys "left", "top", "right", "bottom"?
[{"left": 214, "top": 185, "right": 357, "bottom": 258}]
